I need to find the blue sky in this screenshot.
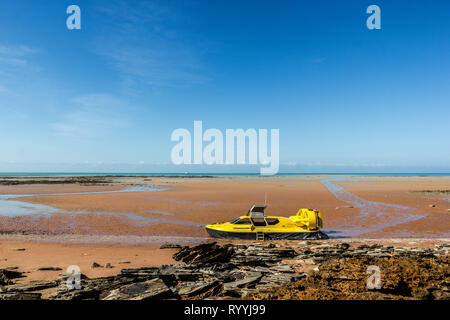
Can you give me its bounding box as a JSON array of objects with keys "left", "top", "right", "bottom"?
[{"left": 0, "top": 0, "right": 449, "bottom": 173}]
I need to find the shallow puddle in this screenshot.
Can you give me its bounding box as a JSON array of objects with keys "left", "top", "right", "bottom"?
[
  {"left": 0, "top": 183, "right": 163, "bottom": 217},
  {"left": 0, "top": 183, "right": 205, "bottom": 231},
  {"left": 321, "top": 177, "right": 428, "bottom": 237}
]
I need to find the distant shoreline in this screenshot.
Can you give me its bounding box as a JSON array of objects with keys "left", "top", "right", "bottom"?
[{"left": 1, "top": 172, "right": 450, "bottom": 177}]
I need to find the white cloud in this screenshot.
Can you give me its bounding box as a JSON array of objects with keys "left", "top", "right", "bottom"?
[
  {"left": 0, "top": 84, "right": 9, "bottom": 93},
  {"left": 50, "top": 93, "right": 131, "bottom": 138},
  {"left": 0, "top": 44, "right": 37, "bottom": 70},
  {"left": 0, "top": 43, "right": 40, "bottom": 95},
  {"left": 0, "top": 45, "right": 36, "bottom": 56},
  {"left": 280, "top": 162, "right": 391, "bottom": 168},
  {"left": 93, "top": 0, "right": 209, "bottom": 89}
]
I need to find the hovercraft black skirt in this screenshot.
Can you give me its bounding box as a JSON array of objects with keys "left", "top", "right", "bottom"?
[{"left": 205, "top": 228, "right": 329, "bottom": 240}]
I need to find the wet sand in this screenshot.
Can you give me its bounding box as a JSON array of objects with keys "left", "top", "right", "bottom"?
[
  {"left": 0, "top": 239, "right": 179, "bottom": 281},
  {"left": 0, "top": 177, "right": 353, "bottom": 237},
  {"left": 0, "top": 175, "right": 449, "bottom": 283},
  {"left": 338, "top": 177, "right": 450, "bottom": 237},
  {"left": 1, "top": 176, "right": 448, "bottom": 238}
]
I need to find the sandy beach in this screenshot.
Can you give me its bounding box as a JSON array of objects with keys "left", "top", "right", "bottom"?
[{"left": 0, "top": 175, "right": 449, "bottom": 285}]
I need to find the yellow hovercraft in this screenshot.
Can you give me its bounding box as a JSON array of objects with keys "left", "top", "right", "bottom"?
[{"left": 205, "top": 205, "right": 328, "bottom": 240}]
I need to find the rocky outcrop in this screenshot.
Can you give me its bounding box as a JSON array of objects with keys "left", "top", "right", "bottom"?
[
  {"left": 0, "top": 268, "right": 24, "bottom": 286},
  {"left": 1, "top": 280, "right": 58, "bottom": 292},
  {"left": 103, "top": 278, "right": 174, "bottom": 300},
  {"left": 1, "top": 241, "right": 448, "bottom": 300},
  {"left": 0, "top": 292, "right": 42, "bottom": 300},
  {"left": 160, "top": 244, "right": 182, "bottom": 249},
  {"left": 37, "top": 267, "right": 62, "bottom": 271},
  {"left": 0, "top": 176, "right": 115, "bottom": 186},
  {"left": 173, "top": 242, "right": 234, "bottom": 265},
  {"left": 251, "top": 255, "right": 450, "bottom": 300}
]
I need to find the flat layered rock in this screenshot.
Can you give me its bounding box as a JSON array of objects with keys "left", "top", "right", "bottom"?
[
  {"left": 3, "top": 280, "right": 58, "bottom": 292},
  {"left": 38, "top": 267, "right": 63, "bottom": 271},
  {"left": 223, "top": 272, "right": 262, "bottom": 290},
  {"left": 103, "top": 278, "right": 174, "bottom": 300},
  {"left": 269, "top": 264, "right": 295, "bottom": 273},
  {"left": 160, "top": 244, "right": 182, "bottom": 249},
  {"left": 0, "top": 292, "right": 42, "bottom": 300},
  {"left": 173, "top": 242, "right": 234, "bottom": 265},
  {"left": 178, "top": 280, "right": 222, "bottom": 298},
  {"left": 0, "top": 269, "right": 24, "bottom": 286}
]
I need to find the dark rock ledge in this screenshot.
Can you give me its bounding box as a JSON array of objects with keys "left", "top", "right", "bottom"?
[{"left": 0, "top": 242, "right": 448, "bottom": 300}]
